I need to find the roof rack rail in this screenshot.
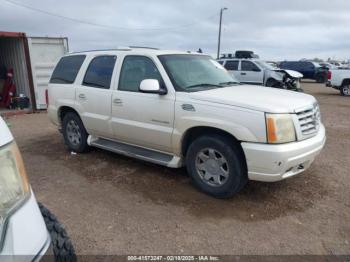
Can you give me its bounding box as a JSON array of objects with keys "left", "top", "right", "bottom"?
[
  {"left": 69, "top": 48, "right": 131, "bottom": 54},
  {"left": 129, "top": 46, "right": 159, "bottom": 50}
]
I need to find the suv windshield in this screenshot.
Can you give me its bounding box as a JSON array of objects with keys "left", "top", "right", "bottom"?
[{"left": 158, "top": 54, "right": 239, "bottom": 92}]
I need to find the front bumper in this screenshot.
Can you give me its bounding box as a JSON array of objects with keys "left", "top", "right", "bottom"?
[
  {"left": 242, "top": 124, "right": 326, "bottom": 182},
  {"left": 0, "top": 191, "right": 51, "bottom": 260}
]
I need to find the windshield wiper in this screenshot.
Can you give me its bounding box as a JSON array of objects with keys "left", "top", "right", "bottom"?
[
  {"left": 186, "top": 83, "right": 222, "bottom": 89},
  {"left": 219, "top": 81, "right": 240, "bottom": 86}
]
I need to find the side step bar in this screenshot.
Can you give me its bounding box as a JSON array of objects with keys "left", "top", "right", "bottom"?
[{"left": 89, "top": 137, "right": 182, "bottom": 167}]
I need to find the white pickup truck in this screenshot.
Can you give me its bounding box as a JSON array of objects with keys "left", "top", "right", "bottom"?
[
  {"left": 48, "top": 47, "right": 326, "bottom": 198},
  {"left": 326, "top": 69, "right": 350, "bottom": 96}
]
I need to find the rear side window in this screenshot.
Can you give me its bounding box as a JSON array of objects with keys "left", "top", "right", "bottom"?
[
  {"left": 83, "top": 56, "right": 117, "bottom": 89},
  {"left": 50, "top": 55, "right": 86, "bottom": 84},
  {"left": 224, "top": 60, "right": 239, "bottom": 71}
]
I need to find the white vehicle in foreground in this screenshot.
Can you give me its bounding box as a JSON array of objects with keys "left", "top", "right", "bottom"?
[
  {"left": 326, "top": 69, "right": 350, "bottom": 96},
  {"left": 48, "top": 47, "right": 326, "bottom": 198},
  {"left": 0, "top": 117, "right": 75, "bottom": 260}
]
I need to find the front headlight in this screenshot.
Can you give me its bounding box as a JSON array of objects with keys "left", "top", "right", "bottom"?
[
  {"left": 0, "top": 142, "right": 30, "bottom": 246},
  {"left": 266, "top": 113, "right": 296, "bottom": 144}
]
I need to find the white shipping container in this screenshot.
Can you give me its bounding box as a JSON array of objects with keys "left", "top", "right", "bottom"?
[
  {"left": 0, "top": 32, "right": 68, "bottom": 110},
  {"left": 28, "top": 37, "right": 69, "bottom": 109}
]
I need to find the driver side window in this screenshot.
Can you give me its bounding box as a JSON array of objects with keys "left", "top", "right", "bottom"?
[
  {"left": 118, "top": 56, "right": 163, "bottom": 92},
  {"left": 241, "top": 61, "right": 260, "bottom": 72}
]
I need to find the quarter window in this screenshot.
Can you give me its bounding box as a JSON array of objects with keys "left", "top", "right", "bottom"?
[
  {"left": 118, "top": 56, "right": 163, "bottom": 92},
  {"left": 50, "top": 55, "right": 86, "bottom": 84},
  {"left": 83, "top": 56, "right": 116, "bottom": 89},
  {"left": 241, "top": 61, "right": 260, "bottom": 72},
  {"left": 224, "top": 60, "right": 239, "bottom": 71}
]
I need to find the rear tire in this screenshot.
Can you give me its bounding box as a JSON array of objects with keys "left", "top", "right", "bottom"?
[
  {"left": 62, "top": 112, "right": 89, "bottom": 153},
  {"left": 186, "top": 135, "right": 248, "bottom": 198},
  {"left": 38, "top": 203, "right": 76, "bottom": 262},
  {"left": 340, "top": 84, "right": 350, "bottom": 96}
]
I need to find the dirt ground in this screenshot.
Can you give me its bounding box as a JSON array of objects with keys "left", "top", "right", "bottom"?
[{"left": 6, "top": 82, "right": 350, "bottom": 255}]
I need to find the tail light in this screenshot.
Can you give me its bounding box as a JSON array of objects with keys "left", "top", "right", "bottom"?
[
  {"left": 327, "top": 70, "right": 332, "bottom": 80},
  {"left": 45, "top": 89, "right": 49, "bottom": 106}
]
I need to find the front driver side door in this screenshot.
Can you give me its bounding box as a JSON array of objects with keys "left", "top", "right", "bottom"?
[
  {"left": 239, "top": 60, "right": 264, "bottom": 84},
  {"left": 111, "top": 55, "right": 175, "bottom": 153}
]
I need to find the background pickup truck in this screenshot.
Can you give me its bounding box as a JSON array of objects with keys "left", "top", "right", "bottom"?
[{"left": 326, "top": 69, "right": 350, "bottom": 96}]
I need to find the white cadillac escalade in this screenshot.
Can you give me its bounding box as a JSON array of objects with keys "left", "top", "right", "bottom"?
[{"left": 48, "top": 47, "right": 326, "bottom": 198}]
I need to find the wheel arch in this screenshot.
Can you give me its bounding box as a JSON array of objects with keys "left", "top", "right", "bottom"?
[
  {"left": 57, "top": 106, "right": 80, "bottom": 125},
  {"left": 341, "top": 78, "right": 350, "bottom": 87},
  {"left": 181, "top": 126, "right": 247, "bottom": 166}
]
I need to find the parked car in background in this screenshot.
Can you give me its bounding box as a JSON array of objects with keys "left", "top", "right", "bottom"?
[
  {"left": 0, "top": 116, "right": 75, "bottom": 260},
  {"left": 48, "top": 47, "right": 325, "bottom": 198},
  {"left": 218, "top": 54, "right": 303, "bottom": 91},
  {"left": 279, "top": 60, "right": 328, "bottom": 83},
  {"left": 319, "top": 62, "right": 338, "bottom": 70},
  {"left": 326, "top": 69, "right": 350, "bottom": 96}
]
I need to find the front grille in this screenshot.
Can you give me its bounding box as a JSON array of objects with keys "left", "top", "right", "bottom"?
[{"left": 296, "top": 103, "right": 320, "bottom": 138}]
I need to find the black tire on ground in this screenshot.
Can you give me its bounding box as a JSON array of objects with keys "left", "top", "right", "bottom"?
[
  {"left": 266, "top": 78, "right": 282, "bottom": 88},
  {"left": 316, "top": 74, "right": 326, "bottom": 83},
  {"left": 38, "top": 203, "right": 76, "bottom": 262},
  {"left": 340, "top": 84, "right": 350, "bottom": 96},
  {"left": 185, "top": 135, "right": 248, "bottom": 198},
  {"left": 62, "top": 112, "right": 89, "bottom": 153}
]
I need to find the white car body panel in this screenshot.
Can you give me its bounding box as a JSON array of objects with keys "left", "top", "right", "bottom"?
[
  {"left": 0, "top": 117, "right": 51, "bottom": 258},
  {"left": 0, "top": 117, "right": 13, "bottom": 146},
  {"left": 1, "top": 192, "right": 50, "bottom": 258},
  {"left": 188, "top": 85, "right": 316, "bottom": 113},
  {"left": 328, "top": 69, "right": 350, "bottom": 87}
]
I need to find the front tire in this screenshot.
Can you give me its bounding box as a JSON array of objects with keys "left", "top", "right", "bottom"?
[
  {"left": 266, "top": 78, "right": 282, "bottom": 88},
  {"left": 186, "top": 135, "right": 248, "bottom": 198},
  {"left": 38, "top": 203, "right": 76, "bottom": 262},
  {"left": 62, "top": 112, "right": 89, "bottom": 153},
  {"left": 340, "top": 84, "right": 350, "bottom": 96}
]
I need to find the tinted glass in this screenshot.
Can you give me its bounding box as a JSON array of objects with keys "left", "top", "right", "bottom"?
[
  {"left": 119, "top": 56, "right": 163, "bottom": 92},
  {"left": 159, "top": 54, "right": 238, "bottom": 92},
  {"left": 50, "top": 55, "right": 86, "bottom": 84},
  {"left": 83, "top": 56, "right": 116, "bottom": 89},
  {"left": 241, "top": 61, "right": 260, "bottom": 71},
  {"left": 224, "top": 60, "right": 239, "bottom": 71}
]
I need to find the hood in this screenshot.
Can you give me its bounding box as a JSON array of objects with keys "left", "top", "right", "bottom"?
[
  {"left": 189, "top": 85, "right": 316, "bottom": 113},
  {"left": 0, "top": 116, "right": 13, "bottom": 146},
  {"left": 272, "top": 69, "right": 303, "bottom": 79}
]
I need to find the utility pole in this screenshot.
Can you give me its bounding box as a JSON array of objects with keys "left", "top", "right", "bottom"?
[{"left": 217, "top": 7, "right": 228, "bottom": 59}]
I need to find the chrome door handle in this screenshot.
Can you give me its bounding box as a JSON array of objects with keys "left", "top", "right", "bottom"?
[
  {"left": 113, "top": 98, "right": 123, "bottom": 105},
  {"left": 78, "top": 93, "right": 86, "bottom": 99}
]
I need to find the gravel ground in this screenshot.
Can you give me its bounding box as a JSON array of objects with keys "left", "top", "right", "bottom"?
[{"left": 6, "top": 82, "right": 350, "bottom": 255}]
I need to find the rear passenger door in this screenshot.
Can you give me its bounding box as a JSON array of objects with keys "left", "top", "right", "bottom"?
[
  {"left": 223, "top": 60, "right": 240, "bottom": 81},
  {"left": 75, "top": 55, "right": 117, "bottom": 138},
  {"left": 239, "top": 60, "right": 264, "bottom": 84}
]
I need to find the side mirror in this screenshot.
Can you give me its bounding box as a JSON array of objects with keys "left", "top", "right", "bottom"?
[
  {"left": 139, "top": 79, "right": 167, "bottom": 95},
  {"left": 252, "top": 68, "right": 261, "bottom": 72}
]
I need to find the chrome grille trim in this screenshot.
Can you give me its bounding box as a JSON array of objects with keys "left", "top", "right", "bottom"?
[{"left": 295, "top": 103, "right": 320, "bottom": 140}]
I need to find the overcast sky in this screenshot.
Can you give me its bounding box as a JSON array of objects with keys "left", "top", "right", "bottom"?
[{"left": 1, "top": 0, "right": 349, "bottom": 61}]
